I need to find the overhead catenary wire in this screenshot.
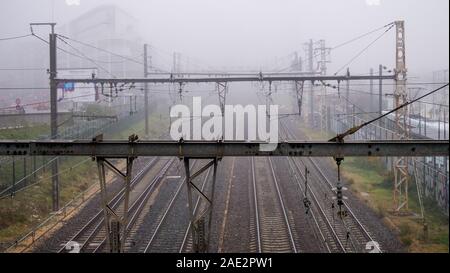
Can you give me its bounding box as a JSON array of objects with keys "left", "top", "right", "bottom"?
[
  {"left": 331, "top": 22, "right": 395, "bottom": 51},
  {"left": 0, "top": 94, "right": 98, "bottom": 111},
  {"left": 56, "top": 36, "right": 116, "bottom": 78},
  {"left": 275, "top": 22, "right": 396, "bottom": 73},
  {"left": 58, "top": 34, "right": 172, "bottom": 73},
  {"left": 333, "top": 24, "right": 395, "bottom": 76},
  {"left": 0, "top": 34, "right": 32, "bottom": 41},
  {"left": 31, "top": 33, "right": 92, "bottom": 63},
  {"left": 329, "top": 83, "right": 450, "bottom": 142}
]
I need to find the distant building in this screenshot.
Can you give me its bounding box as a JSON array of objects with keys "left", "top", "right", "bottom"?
[
  {"left": 0, "top": 5, "right": 146, "bottom": 112},
  {"left": 58, "top": 5, "right": 144, "bottom": 78}
]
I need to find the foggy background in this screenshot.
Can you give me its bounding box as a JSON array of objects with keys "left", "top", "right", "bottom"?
[{"left": 0, "top": 0, "right": 448, "bottom": 75}]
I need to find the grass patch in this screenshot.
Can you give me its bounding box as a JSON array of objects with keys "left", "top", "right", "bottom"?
[
  {"left": 342, "top": 156, "right": 449, "bottom": 253},
  {"left": 0, "top": 124, "right": 49, "bottom": 139},
  {"left": 0, "top": 157, "right": 97, "bottom": 243},
  {"left": 300, "top": 126, "right": 449, "bottom": 253}
]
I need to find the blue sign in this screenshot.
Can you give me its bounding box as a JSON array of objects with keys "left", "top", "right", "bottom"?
[{"left": 64, "top": 82, "right": 75, "bottom": 92}]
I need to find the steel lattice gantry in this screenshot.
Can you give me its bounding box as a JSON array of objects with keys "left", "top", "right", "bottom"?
[
  {"left": 1, "top": 139, "right": 448, "bottom": 252},
  {"left": 0, "top": 140, "right": 447, "bottom": 158}
]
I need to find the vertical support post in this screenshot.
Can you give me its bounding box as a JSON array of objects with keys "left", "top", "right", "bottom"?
[
  {"left": 295, "top": 81, "right": 304, "bottom": 117},
  {"left": 418, "top": 102, "right": 422, "bottom": 135},
  {"left": 96, "top": 158, "right": 111, "bottom": 251},
  {"left": 23, "top": 157, "right": 27, "bottom": 186},
  {"left": 49, "top": 30, "right": 59, "bottom": 211},
  {"left": 129, "top": 96, "right": 133, "bottom": 116},
  {"left": 370, "top": 68, "right": 374, "bottom": 113},
  {"left": 12, "top": 159, "right": 16, "bottom": 196},
  {"left": 144, "top": 44, "right": 149, "bottom": 139},
  {"left": 393, "top": 20, "right": 409, "bottom": 212},
  {"left": 110, "top": 220, "right": 121, "bottom": 253},
  {"left": 206, "top": 159, "right": 218, "bottom": 252},
  {"left": 120, "top": 157, "right": 134, "bottom": 253},
  {"left": 327, "top": 106, "right": 331, "bottom": 132},
  {"left": 444, "top": 110, "right": 447, "bottom": 139},
  {"left": 438, "top": 106, "right": 441, "bottom": 140},
  {"left": 379, "top": 64, "right": 383, "bottom": 139},
  {"left": 183, "top": 158, "right": 197, "bottom": 252},
  {"left": 217, "top": 82, "right": 228, "bottom": 117},
  {"left": 182, "top": 158, "right": 219, "bottom": 253},
  {"left": 307, "top": 39, "right": 314, "bottom": 127},
  {"left": 33, "top": 155, "right": 37, "bottom": 183},
  {"left": 95, "top": 154, "right": 135, "bottom": 253},
  {"left": 346, "top": 68, "right": 350, "bottom": 130},
  {"left": 352, "top": 105, "right": 356, "bottom": 140},
  {"left": 424, "top": 103, "right": 427, "bottom": 137}
]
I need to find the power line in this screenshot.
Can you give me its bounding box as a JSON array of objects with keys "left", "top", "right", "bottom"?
[
  {"left": 275, "top": 22, "right": 395, "bottom": 73},
  {"left": 32, "top": 33, "right": 88, "bottom": 62},
  {"left": 58, "top": 34, "right": 144, "bottom": 66},
  {"left": 331, "top": 22, "right": 394, "bottom": 51},
  {"left": 0, "top": 68, "right": 46, "bottom": 71},
  {"left": 334, "top": 24, "right": 395, "bottom": 75},
  {"left": 0, "top": 94, "right": 96, "bottom": 111},
  {"left": 330, "top": 83, "right": 450, "bottom": 141},
  {"left": 0, "top": 34, "right": 32, "bottom": 41},
  {"left": 56, "top": 36, "right": 116, "bottom": 78},
  {"left": 58, "top": 34, "right": 172, "bottom": 73}
]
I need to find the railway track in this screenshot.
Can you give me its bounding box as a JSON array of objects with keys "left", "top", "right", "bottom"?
[
  {"left": 281, "top": 120, "right": 382, "bottom": 253},
  {"left": 140, "top": 160, "right": 213, "bottom": 253},
  {"left": 178, "top": 162, "right": 214, "bottom": 253},
  {"left": 141, "top": 159, "right": 223, "bottom": 253},
  {"left": 250, "top": 156, "right": 298, "bottom": 253},
  {"left": 307, "top": 157, "right": 382, "bottom": 253},
  {"left": 57, "top": 157, "right": 171, "bottom": 253}
]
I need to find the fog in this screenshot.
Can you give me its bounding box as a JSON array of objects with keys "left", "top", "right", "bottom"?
[{"left": 0, "top": 0, "right": 448, "bottom": 75}]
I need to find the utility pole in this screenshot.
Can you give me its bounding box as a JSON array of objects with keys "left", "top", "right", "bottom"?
[
  {"left": 173, "top": 52, "right": 181, "bottom": 74},
  {"left": 346, "top": 68, "right": 350, "bottom": 129},
  {"left": 317, "top": 40, "right": 330, "bottom": 76},
  {"left": 144, "top": 44, "right": 149, "bottom": 138},
  {"left": 31, "top": 22, "right": 59, "bottom": 211},
  {"left": 370, "top": 68, "right": 374, "bottom": 113},
  {"left": 379, "top": 64, "right": 384, "bottom": 139},
  {"left": 315, "top": 40, "right": 330, "bottom": 132},
  {"left": 305, "top": 39, "right": 314, "bottom": 127},
  {"left": 393, "top": 21, "right": 409, "bottom": 213},
  {"left": 379, "top": 65, "right": 383, "bottom": 115}
]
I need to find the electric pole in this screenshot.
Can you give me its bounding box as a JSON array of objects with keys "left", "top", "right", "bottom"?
[
  {"left": 305, "top": 39, "right": 314, "bottom": 127},
  {"left": 144, "top": 44, "right": 149, "bottom": 138},
  {"left": 393, "top": 20, "right": 409, "bottom": 213},
  {"left": 346, "top": 67, "right": 350, "bottom": 130},
  {"left": 379, "top": 64, "right": 383, "bottom": 139},
  {"left": 31, "top": 22, "right": 59, "bottom": 211},
  {"left": 370, "top": 68, "right": 374, "bottom": 113}
]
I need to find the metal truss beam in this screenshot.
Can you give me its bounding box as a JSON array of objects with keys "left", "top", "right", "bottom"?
[
  {"left": 216, "top": 82, "right": 228, "bottom": 115},
  {"left": 393, "top": 20, "right": 409, "bottom": 212},
  {"left": 0, "top": 140, "right": 447, "bottom": 158},
  {"left": 294, "top": 81, "right": 305, "bottom": 116},
  {"left": 55, "top": 74, "right": 395, "bottom": 85},
  {"left": 96, "top": 156, "right": 134, "bottom": 253},
  {"left": 184, "top": 158, "right": 218, "bottom": 252}
]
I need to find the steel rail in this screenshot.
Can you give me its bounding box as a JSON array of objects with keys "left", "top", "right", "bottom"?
[
  {"left": 143, "top": 160, "right": 200, "bottom": 253},
  {"left": 93, "top": 158, "right": 175, "bottom": 253},
  {"left": 57, "top": 157, "right": 157, "bottom": 253}
]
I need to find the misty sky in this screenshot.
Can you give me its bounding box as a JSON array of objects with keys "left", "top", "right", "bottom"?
[{"left": 0, "top": 0, "right": 449, "bottom": 77}]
